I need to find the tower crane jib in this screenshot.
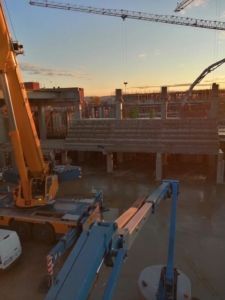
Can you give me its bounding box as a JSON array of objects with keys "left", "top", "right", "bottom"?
[{"left": 29, "top": 1, "right": 225, "bottom": 31}]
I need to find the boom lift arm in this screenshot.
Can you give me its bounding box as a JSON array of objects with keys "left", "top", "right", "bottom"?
[
  {"left": 30, "top": 0, "right": 225, "bottom": 31},
  {"left": 45, "top": 181, "right": 184, "bottom": 300}
]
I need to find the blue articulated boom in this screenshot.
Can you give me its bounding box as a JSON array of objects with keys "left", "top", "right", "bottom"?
[{"left": 45, "top": 180, "right": 179, "bottom": 300}]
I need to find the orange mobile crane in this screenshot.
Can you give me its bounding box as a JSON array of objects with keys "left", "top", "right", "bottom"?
[{"left": 0, "top": 1, "right": 102, "bottom": 244}]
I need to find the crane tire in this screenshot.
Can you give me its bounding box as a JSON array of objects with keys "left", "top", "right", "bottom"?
[
  {"left": 32, "top": 223, "right": 55, "bottom": 245},
  {"left": 9, "top": 220, "right": 32, "bottom": 241}
]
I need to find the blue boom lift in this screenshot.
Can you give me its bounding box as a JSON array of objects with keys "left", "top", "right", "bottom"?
[{"left": 45, "top": 180, "right": 192, "bottom": 300}]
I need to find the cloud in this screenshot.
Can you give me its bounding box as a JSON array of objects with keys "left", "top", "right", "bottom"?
[
  {"left": 138, "top": 53, "right": 147, "bottom": 59},
  {"left": 20, "top": 62, "right": 94, "bottom": 80},
  {"left": 154, "top": 49, "right": 161, "bottom": 56},
  {"left": 218, "top": 31, "right": 225, "bottom": 41},
  {"left": 177, "top": 0, "right": 208, "bottom": 14},
  {"left": 204, "top": 76, "right": 225, "bottom": 83},
  {"left": 221, "top": 11, "right": 225, "bottom": 19},
  {"left": 191, "top": 0, "right": 208, "bottom": 8}
]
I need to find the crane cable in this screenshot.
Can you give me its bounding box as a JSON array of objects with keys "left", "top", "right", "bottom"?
[
  {"left": 3, "top": 0, "right": 17, "bottom": 41},
  {"left": 121, "top": 19, "right": 128, "bottom": 92}
]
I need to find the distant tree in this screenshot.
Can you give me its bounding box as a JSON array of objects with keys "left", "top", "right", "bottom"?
[{"left": 90, "top": 96, "right": 101, "bottom": 105}]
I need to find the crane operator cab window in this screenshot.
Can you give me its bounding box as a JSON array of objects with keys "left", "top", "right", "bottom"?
[{"left": 32, "top": 179, "right": 45, "bottom": 200}]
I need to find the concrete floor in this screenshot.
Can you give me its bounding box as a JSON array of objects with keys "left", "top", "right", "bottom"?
[{"left": 0, "top": 162, "right": 225, "bottom": 300}]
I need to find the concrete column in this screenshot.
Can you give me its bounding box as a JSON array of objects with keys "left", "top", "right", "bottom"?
[
  {"left": 61, "top": 150, "right": 68, "bottom": 165},
  {"left": 108, "top": 106, "right": 112, "bottom": 118},
  {"left": 91, "top": 107, "right": 95, "bottom": 118},
  {"left": 107, "top": 152, "right": 113, "bottom": 173},
  {"left": 117, "top": 152, "right": 123, "bottom": 163},
  {"left": 98, "top": 106, "right": 102, "bottom": 118},
  {"left": 75, "top": 101, "right": 82, "bottom": 120},
  {"left": 156, "top": 152, "right": 162, "bottom": 181},
  {"left": 78, "top": 151, "right": 85, "bottom": 162},
  {"left": 210, "top": 83, "right": 219, "bottom": 119},
  {"left": 216, "top": 150, "right": 224, "bottom": 184},
  {"left": 161, "top": 86, "right": 168, "bottom": 120},
  {"left": 38, "top": 104, "right": 47, "bottom": 139},
  {"left": 115, "top": 89, "right": 123, "bottom": 120},
  {"left": 102, "top": 107, "right": 106, "bottom": 118}
]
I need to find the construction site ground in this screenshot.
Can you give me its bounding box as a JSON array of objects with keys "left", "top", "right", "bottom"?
[{"left": 0, "top": 161, "right": 224, "bottom": 300}]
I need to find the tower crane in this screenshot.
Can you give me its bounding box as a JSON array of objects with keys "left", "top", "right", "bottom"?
[
  {"left": 174, "top": 0, "right": 196, "bottom": 12},
  {"left": 29, "top": 0, "right": 225, "bottom": 31}
]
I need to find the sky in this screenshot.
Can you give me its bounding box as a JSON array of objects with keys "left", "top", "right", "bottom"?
[{"left": 3, "top": 0, "right": 225, "bottom": 96}]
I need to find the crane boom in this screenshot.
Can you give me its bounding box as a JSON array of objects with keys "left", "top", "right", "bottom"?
[
  {"left": 29, "top": 0, "right": 225, "bottom": 31},
  {"left": 174, "top": 0, "right": 195, "bottom": 12},
  {"left": 0, "top": 2, "right": 47, "bottom": 176}
]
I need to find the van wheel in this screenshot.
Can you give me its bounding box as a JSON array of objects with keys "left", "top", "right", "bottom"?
[
  {"left": 10, "top": 221, "right": 32, "bottom": 241},
  {"left": 32, "top": 223, "right": 55, "bottom": 245}
]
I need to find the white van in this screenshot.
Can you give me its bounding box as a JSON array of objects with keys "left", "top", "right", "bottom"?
[{"left": 0, "top": 229, "right": 22, "bottom": 269}]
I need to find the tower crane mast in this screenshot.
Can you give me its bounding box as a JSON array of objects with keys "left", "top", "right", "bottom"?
[
  {"left": 29, "top": 0, "right": 225, "bottom": 31},
  {"left": 174, "top": 0, "right": 195, "bottom": 12}
]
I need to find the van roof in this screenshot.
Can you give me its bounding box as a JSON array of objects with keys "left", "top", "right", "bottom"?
[{"left": 0, "top": 229, "right": 16, "bottom": 242}]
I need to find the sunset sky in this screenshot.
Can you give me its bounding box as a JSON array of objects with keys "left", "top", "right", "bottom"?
[{"left": 4, "top": 0, "right": 225, "bottom": 96}]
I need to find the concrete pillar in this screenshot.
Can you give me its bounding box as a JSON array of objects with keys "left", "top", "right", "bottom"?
[
  {"left": 210, "top": 83, "right": 219, "bottom": 119},
  {"left": 102, "top": 106, "right": 106, "bottom": 118},
  {"left": 115, "top": 89, "right": 123, "bottom": 120},
  {"left": 98, "top": 106, "right": 102, "bottom": 118},
  {"left": 78, "top": 151, "right": 85, "bottom": 162},
  {"left": 108, "top": 106, "right": 112, "bottom": 118},
  {"left": 38, "top": 104, "right": 47, "bottom": 139},
  {"left": 155, "top": 152, "right": 162, "bottom": 181},
  {"left": 117, "top": 152, "right": 123, "bottom": 163},
  {"left": 61, "top": 150, "right": 68, "bottom": 165},
  {"left": 75, "top": 101, "right": 82, "bottom": 120},
  {"left": 216, "top": 150, "right": 224, "bottom": 184},
  {"left": 107, "top": 152, "right": 113, "bottom": 173},
  {"left": 161, "top": 86, "right": 168, "bottom": 120},
  {"left": 91, "top": 107, "right": 95, "bottom": 118}
]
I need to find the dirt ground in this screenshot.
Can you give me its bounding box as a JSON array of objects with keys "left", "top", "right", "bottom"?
[{"left": 0, "top": 161, "right": 225, "bottom": 300}]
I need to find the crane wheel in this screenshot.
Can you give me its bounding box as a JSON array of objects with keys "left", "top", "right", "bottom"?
[
  {"left": 9, "top": 221, "right": 32, "bottom": 241},
  {"left": 32, "top": 223, "right": 55, "bottom": 245}
]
